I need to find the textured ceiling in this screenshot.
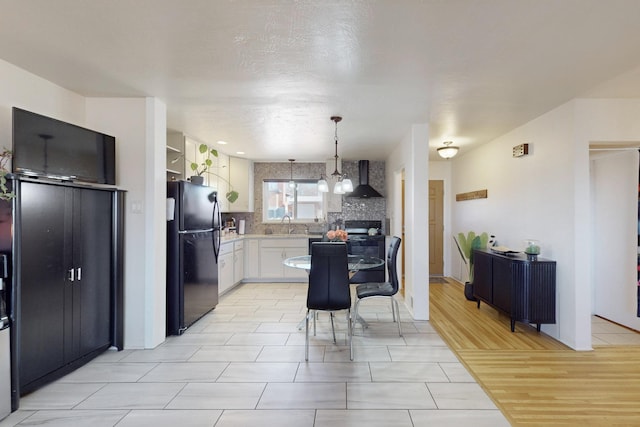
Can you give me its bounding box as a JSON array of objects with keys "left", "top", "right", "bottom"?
[{"left": 1, "top": 0, "right": 640, "bottom": 161}]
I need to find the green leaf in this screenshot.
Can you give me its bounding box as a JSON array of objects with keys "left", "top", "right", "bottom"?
[
  {"left": 226, "top": 190, "right": 239, "bottom": 203},
  {"left": 198, "top": 143, "right": 208, "bottom": 154}
]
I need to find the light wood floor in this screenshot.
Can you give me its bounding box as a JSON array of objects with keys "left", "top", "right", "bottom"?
[{"left": 429, "top": 279, "right": 640, "bottom": 426}]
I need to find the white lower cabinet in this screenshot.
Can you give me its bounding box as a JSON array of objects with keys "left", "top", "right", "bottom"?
[
  {"left": 233, "top": 240, "right": 244, "bottom": 284},
  {"left": 238, "top": 237, "right": 310, "bottom": 282},
  {"left": 245, "top": 238, "right": 260, "bottom": 280},
  {"left": 259, "top": 238, "right": 308, "bottom": 281},
  {"left": 219, "top": 239, "right": 245, "bottom": 295},
  {"left": 218, "top": 242, "right": 235, "bottom": 294}
]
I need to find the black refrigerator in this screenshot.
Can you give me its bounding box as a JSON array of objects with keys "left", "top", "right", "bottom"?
[{"left": 166, "top": 181, "right": 221, "bottom": 335}]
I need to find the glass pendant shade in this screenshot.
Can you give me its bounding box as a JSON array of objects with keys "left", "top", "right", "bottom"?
[
  {"left": 317, "top": 176, "right": 329, "bottom": 193},
  {"left": 333, "top": 180, "right": 344, "bottom": 194},
  {"left": 341, "top": 177, "right": 353, "bottom": 192}
]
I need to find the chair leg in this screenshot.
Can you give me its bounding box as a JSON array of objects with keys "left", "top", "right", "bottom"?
[
  {"left": 347, "top": 308, "right": 353, "bottom": 361},
  {"left": 353, "top": 298, "right": 366, "bottom": 333},
  {"left": 305, "top": 309, "right": 310, "bottom": 361},
  {"left": 393, "top": 298, "right": 403, "bottom": 337},
  {"left": 313, "top": 310, "right": 317, "bottom": 336},
  {"left": 330, "top": 312, "right": 337, "bottom": 344},
  {"left": 390, "top": 297, "right": 397, "bottom": 322}
]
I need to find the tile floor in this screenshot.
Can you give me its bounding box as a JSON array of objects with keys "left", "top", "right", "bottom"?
[
  {"left": 1, "top": 282, "right": 510, "bottom": 427},
  {"left": 591, "top": 315, "right": 640, "bottom": 345}
]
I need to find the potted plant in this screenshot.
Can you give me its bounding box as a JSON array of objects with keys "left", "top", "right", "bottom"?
[
  {"left": 0, "top": 148, "right": 15, "bottom": 201},
  {"left": 189, "top": 144, "right": 217, "bottom": 185},
  {"left": 189, "top": 144, "right": 240, "bottom": 203},
  {"left": 453, "top": 231, "right": 488, "bottom": 301}
]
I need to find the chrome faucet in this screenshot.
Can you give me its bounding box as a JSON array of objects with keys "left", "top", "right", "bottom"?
[{"left": 281, "top": 214, "right": 293, "bottom": 234}]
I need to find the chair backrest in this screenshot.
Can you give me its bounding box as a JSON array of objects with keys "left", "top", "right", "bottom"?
[
  {"left": 307, "top": 242, "right": 351, "bottom": 311},
  {"left": 387, "top": 236, "right": 402, "bottom": 294}
]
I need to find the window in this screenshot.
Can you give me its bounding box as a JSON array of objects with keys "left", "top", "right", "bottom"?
[{"left": 263, "top": 179, "right": 324, "bottom": 222}]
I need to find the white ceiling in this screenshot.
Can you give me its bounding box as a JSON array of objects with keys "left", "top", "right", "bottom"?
[{"left": 2, "top": 0, "right": 640, "bottom": 162}]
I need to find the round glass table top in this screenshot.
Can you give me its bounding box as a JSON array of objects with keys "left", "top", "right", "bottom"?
[{"left": 283, "top": 254, "right": 384, "bottom": 271}]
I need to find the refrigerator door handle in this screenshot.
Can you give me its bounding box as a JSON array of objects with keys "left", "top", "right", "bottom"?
[
  {"left": 178, "top": 228, "right": 214, "bottom": 234},
  {"left": 212, "top": 199, "right": 221, "bottom": 261}
]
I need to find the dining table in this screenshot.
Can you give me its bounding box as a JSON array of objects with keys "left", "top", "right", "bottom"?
[
  {"left": 283, "top": 254, "right": 385, "bottom": 330},
  {"left": 283, "top": 254, "right": 384, "bottom": 278}
]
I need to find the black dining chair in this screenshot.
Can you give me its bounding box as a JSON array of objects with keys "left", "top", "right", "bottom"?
[
  {"left": 306, "top": 242, "right": 353, "bottom": 361},
  {"left": 353, "top": 236, "right": 402, "bottom": 336}
]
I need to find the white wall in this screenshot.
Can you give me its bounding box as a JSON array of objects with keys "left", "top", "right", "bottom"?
[
  {"left": 591, "top": 150, "right": 640, "bottom": 330},
  {"left": 386, "top": 124, "right": 429, "bottom": 320},
  {"left": 0, "top": 59, "right": 86, "bottom": 152},
  {"left": 86, "top": 98, "right": 167, "bottom": 349}
]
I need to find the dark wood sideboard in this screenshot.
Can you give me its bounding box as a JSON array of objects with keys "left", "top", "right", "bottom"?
[{"left": 472, "top": 248, "right": 556, "bottom": 332}]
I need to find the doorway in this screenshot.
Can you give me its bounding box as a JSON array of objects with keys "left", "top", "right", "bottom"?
[{"left": 429, "top": 180, "right": 444, "bottom": 277}]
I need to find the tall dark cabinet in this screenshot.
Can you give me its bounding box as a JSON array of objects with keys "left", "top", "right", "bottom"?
[
  {"left": 473, "top": 248, "right": 556, "bottom": 332},
  {"left": 9, "top": 179, "right": 124, "bottom": 399}
]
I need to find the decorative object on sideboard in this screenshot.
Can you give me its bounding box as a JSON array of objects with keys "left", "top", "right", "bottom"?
[
  {"left": 453, "top": 231, "right": 489, "bottom": 301},
  {"left": 524, "top": 239, "right": 540, "bottom": 261},
  {"left": 437, "top": 141, "right": 459, "bottom": 159},
  {"left": 0, "top": 149, "right": 15, "bottom": 201},
  {"left": 317, "top": 116, "right": 353, "bottom": 195}
]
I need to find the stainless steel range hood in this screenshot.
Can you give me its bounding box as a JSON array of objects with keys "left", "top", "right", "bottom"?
[{"left": 347, "top": 160, "right": 383, "bottom": 198}]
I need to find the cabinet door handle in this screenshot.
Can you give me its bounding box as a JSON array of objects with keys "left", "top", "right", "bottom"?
[
  {"left": 77, "top": 267, "right": 82, "bottom": 281},
  {"left": 68, "top": 268, "right": 75, "bottom": 282}
]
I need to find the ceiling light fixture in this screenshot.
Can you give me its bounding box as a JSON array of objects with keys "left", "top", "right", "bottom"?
[
  {"left": 318, "top": 116, "right": 353, "bottom": 194},
  {"left": 437, "top": 141, "right": 459, "bottom": 159},
  {"left": 288, "top": 159, "right": 296, "bottom": 189}
]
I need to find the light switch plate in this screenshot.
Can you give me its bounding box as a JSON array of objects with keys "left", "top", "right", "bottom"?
[{"left": 513, "top": 143, "right": 529, "bottom": 157}]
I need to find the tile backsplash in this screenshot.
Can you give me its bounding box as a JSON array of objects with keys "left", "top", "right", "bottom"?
[{"left": 226, "top": 160, "right": 386, "bottom": 235}]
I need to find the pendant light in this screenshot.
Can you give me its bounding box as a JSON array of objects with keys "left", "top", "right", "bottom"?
[
  {"left": 320, "top": 116, "right": 354, "bottom": 194},
  {"left": 288, "top": 159, "right": 296, "bottom": 189}
]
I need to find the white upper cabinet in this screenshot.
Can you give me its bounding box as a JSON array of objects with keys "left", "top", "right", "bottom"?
[
  {"left": 228, "top": 156, "right": 254, "bottom": 212},
  {"left": 165, "top": 132, "right": 253, "bottom": 213}
]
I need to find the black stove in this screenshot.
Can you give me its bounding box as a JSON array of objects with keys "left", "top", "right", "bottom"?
[
  {"left": 344, "top": 220, "right": 385, "bottom": 283},
  {"left": 344, "top": 220, "right": 382, "bottom": 237}
]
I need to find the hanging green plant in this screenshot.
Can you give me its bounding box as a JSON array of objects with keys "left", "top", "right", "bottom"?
[
  {"left": 0, "top": 149, "right": 15, "bottom": 201},
  {"left": 189, "top": 143, "right": 240, "bottom": 204},
  {"left": 190, "top": 143, "right": 219, "bottom": 176}
]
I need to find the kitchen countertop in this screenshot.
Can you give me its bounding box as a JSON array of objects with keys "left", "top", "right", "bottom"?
[{"left": 220, "top": 233, "right": 323, "bottom": 243}]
